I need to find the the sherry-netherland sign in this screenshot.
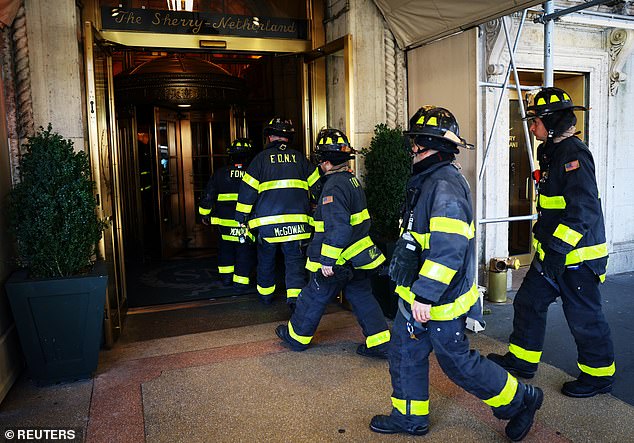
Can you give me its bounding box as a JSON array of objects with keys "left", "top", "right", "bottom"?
[{"left": 101, "top": 7, "right": 308, "bottom": 40}]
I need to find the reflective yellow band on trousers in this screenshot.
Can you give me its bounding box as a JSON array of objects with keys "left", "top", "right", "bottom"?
[
  {"left": 419, "top": 260, "right": 456, "bottom": 285},
  {"left": 553, "top": 224, "right": 583, "bottom": 247},
  {"left": 539, "top": 194, "right": 566, "bottom": 209},
  {"left": 288, "top": 321, "right": 312, "bottom": 345},
  {"left": 306, "top": 258, "right": 321, "bottom": 272},
  {"left": 429, "top": 217, "right": 474, "bottom": 239},
  {"left": 199, "top": 207, "right": 211, "bottom": 215},
  {"left": 509, "top": 343, "right": 542, "bottom": 364},
  {"left": 257, "top": 284, "right": 275, "bottom": 296},
  {"left": 286, "top": 288, "right": 301, "bottom": 298},
  {"left": 249, "top": 213, "right": 311, "bottom": 228},
  {"left": 211, "top": 217, "right": 240, "bottom": 227},
  {"left": 235, "top": 202, "right": 252, "bottom": 214},
  {"left": 391, "top": 397, "right": 429, "bottom": 416},
  {"left": 533, "top": 239, "right": 608, "bottom": 266},
  {"left": 233, "top": 274, "right": 249, "bottom": 285},
  {"left": 321, "top": 243, "right": 343, "bottom": 259},
  {"left": 218, "top": 265, "right": 234, "bottom": 274},
  {"left": 217, "top": 193, "right": 238, "bottom": 201},
  {"left": 366, "top": 330, "right": 391, "bottom": 348},
  {"left": 578, "top": 361, "right": 615, "bottom": 377},
  {"left": 242, "top": 173, "right": 259, "bottom": 190},
  {"left": 395, "top": 284, "right": 479, "bottom": 321},
  {"left": 483, "top": 373, "right": 518, "bottom": 407},
  {"left": 307, "top": 168, "right": 321, "bottom": 186},
  {"left": 264, "top": 233, "right": 312, "bottom": 243},
  {"left": 258, "top": 179, "right": 308, "bottom": 192}
]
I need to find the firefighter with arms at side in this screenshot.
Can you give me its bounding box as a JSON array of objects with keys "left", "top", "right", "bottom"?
[
  {"left": 275, "top": 128, "right": 390, "bottom": 358},
  {"left": 488, "top": 87, "right": 615, "bottom": 398},
  {"left": 199, "top": 138, "right": 256, "bottom": 291},
  {"left": 371, "top": 106, "right": 542, "bottom": 441},
  {"left": 235, "top": 117, "right": 321, "bottom": 308}
]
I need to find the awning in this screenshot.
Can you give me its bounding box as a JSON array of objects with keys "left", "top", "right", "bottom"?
[{"left": 373, "top": 0, "right": 543, "bottom": 49}]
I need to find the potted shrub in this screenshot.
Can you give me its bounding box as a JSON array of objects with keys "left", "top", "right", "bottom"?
[
  {"left": 5, "top": 124, "right": 108, "bottom": 385},
  {"left": 362, "top": 123, "right": 411, "bottom": 318}
]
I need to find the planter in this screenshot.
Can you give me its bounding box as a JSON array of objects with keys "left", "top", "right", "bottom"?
[
  {"left": 371, "top": 240, "right": 398, "bottom": 319},
  {"left": 6, "top": 261, "right": 108, "bottom": 385}
]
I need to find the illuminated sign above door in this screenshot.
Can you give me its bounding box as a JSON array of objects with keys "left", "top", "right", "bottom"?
[{"left": 101, "top": 7, "right": 308, "bottom": 40}]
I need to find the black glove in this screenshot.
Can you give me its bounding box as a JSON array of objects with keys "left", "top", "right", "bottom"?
[
  {"left": 315, "top": 265, "right": 354, "bottom": 285},
  {"left": 388, "top": 232, "right": 420, "bottom": 287},
  {"left": 541, "top": 248, "right": 566, "bottom": 280}
]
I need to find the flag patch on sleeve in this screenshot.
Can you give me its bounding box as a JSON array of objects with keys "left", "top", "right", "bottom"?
[
  {"left": 322, "top": 195, "right": 334, "bottom": 204},
  {"left": 564, "top": 160, "right": 580, "bottom": 172}
]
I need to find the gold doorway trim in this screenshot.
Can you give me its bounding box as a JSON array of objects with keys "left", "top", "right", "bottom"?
[{"left": 100, "top": 31, "right": 311, "bottom": 53}]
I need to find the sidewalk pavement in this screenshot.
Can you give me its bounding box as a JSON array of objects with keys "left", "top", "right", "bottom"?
[{"left": 2, "top": 298, "right": 634, "bottom": 442}]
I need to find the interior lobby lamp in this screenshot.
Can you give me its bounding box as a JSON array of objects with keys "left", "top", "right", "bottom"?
[{"left": 167, "top": 0, "right": 194, "bottom": 11}]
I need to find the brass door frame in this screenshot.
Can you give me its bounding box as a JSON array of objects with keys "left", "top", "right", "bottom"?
[{"left": 84, "top": 22, "right": 128, "bottom": 347}]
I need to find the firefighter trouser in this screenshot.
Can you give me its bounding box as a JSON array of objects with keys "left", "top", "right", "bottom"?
[
  {"left": 256, "top": 239, "right": 306, "bottom": 301},
  {"left": 508, "top": 260, "right": 615, "bottom": 386},
  {"left": 287, "top": 270, "right": 390, "bottom": 348},
  {"left": 216, "top": 235, "right": 256, "bottom": 286},
  {"left": 388, "top": 308, "right": 525, "bottom": 423}
]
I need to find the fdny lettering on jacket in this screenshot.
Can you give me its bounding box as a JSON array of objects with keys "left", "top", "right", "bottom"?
[
  {"left": 230, "top": 169, "right": 245, "bottom": 178},
  {"left": 274, "top": 224, "right": 307, "bottom": 237},
  {"left": 270, "top": 153, "right": 297, "bottom": 164}
]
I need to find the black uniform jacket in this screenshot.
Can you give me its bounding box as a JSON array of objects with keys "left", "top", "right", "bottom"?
[
  {"left": 198, "top": 163, "right": 247, "bottom": 241},
  {"left": 235, "top": 140, "right": 321, "bottom": 243},
  {"left": 306, "top": 170, "right": 385, "bottom": 271},
  {"left": 395, "top": 161, "right": 481, "bottom": 322},
  {"left": 534, "top": 135, "right": 608, "bottom": 279}
]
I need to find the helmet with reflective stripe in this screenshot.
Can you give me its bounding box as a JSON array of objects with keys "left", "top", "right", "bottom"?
[
  {"left": 314, "top": 128, "right": 355, "bottom": 164},
  {"left": 263, "top": 116, "right": 295, "bottom": 139},
  {"left": 525, "top": 87, "right": 587, "bottom": 119},
  {"left": 227, "top": 137, "right": 253, "bottom": 157},
  {"left": 404, "top": 106, "right": 469, "bottom": 153}
]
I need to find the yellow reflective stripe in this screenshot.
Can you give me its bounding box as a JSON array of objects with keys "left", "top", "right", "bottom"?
[
  {"left": 553, "top": 224, "right": 583, "bottom": 247},
  {"left": 210, "top": 217, "right": 240, "bottom": 227},
  {"left": 429, "top": 284, "right": 479, "bottom": 321},
  {"left": 395, "top": 285, "right": 415, "bottom": 304},
  {"left": 264, "top": 233, "right": 312, "bottom": 243},
  {"left": 419, "top": 260, "right": 456, "bottom": 285},
  {"left": 599, "top": 273, "right": 606, "bottom": 283},
  {"left": 366, "top": 330, "right": 391, "bottom": 348},
  {"left": 199, "top": 207, "right": 211, "bottom": 215},
  {"left": 217, "top": 193, "right": 238, "bottom": 202},
  {"left": 483, "top": 373, "right": 519, "bottom": 407},
  {"left": 258, "top": 179, "right": 308, "bottom": 192},
  {"left": 350, "top": 209, "right": 370, "bottom": 226},
  {"left": 257, "top": 284, "right": 275, "bottom": 296},
  {"left": 233, "top": 274, "right": 249, "bottom": 285},
  {"left": 339, "top": 236, "right": 374, "bottom": 262},
  {"left": 577, "top": 361, "right": 615, "bottom": 377},
  {"left": 429, "top": 217, "right": 474, "bottom": 239},
  {"left": 221, "top": 235, "right": 240, "bottom": 242},
  {"left": 236, "top": 202, "right": 252, "bottom": 214},
  {"left": 242, "top": 173, "right": 259, "bottom": 190},
  {"left": 307, "top": 168, "right": 321, "bottom": 186},
  {"left": 539, "top": 194, "right": 566, "bottom": 209},
  {"left": 533, "top": 239, "right": 608, "bottom": 265},
  {"left": 357, "top": 253, "right": 386, "bottom": 270},
  {"left": 306, "top": 258, "right": 321, "bottom": 272},
  {"left": 218, "top": 265, "right": 234, "bottom": 274},
  {"left": 314, "top": 220, "right": 325, "bottom": 232},
  {"left": 391, "top": 397, "right": 429, "bottom": 416},
  {"left": 509, "top": 343, "right": 542, "bottom": 364},
  {"left": 248, "top": 214, "right": 310, "bottom": 228},
  {"left": 288, "top": 321, "right": 312, "bottom": 345},
  {"left": 321, "top": 243, "right": 343, "bottom": 259},
  {"left": 287, "top": 288, "right": 301, "bottom": 298},
  {"left": 410, "top": 232, "right": 430, "bottom": 250}
]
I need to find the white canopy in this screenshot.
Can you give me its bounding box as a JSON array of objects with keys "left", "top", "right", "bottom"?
[{"left": 373, "top": 0, "right": 543, "bottom": 49}]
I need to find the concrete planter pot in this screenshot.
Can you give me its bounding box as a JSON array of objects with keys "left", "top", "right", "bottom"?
[{"left": 6, "top": 261, "right": 108, "bottom": 385}]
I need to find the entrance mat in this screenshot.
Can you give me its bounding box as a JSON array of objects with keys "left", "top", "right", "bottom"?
[{"left": 126, "top": 258, "right": 257, "bottom": 307}]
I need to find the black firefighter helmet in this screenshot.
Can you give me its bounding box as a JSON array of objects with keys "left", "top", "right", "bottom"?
[
  {"left": 263, "top": 117, "right": 295, "bottom": 140},
  {"left": 404, "top": 106, "right": 470, "bottom": 154},
  {"left": 524, "top": 87, "right": 587, "bottom": 119},
  {"left": 227, "top": 137, "right": 253, "bottom": 159},
  {"left": 314, "top": 128, "right": 355, "bottom": 165}
]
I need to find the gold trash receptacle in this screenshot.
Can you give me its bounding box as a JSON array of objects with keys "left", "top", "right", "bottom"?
[{"left": 487, "top": 270, "right": 508, "bottom": 303}]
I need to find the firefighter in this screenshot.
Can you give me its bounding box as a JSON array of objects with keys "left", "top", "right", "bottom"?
[
  {"left": 199, "top": 138, "right": 256, "bottom": 291},
  {"left": 488, "top": 87, "right": 614, "bottom": 398},
  {"left": 371, "top": 107, "right": 542, "bottom": 441},
  {"left": 235, "top": 117, "right": 321, "bottom": 307},
  {"left": 275, "top": 128, "right": 390, "bottom": 358}
]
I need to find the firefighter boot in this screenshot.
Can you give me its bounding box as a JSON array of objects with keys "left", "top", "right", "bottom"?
[
  {"left": 487, "top": 352, "right": 536, "bottom": 379},
  {"left": 561, "top": 378, "right": 612, "bottom": 398},
  {"left": 221, "top": 274, "right": 233, "bottom": 287},
  {"left": 370, "top": 409, "right": 428, "bottom": 436},
  {"left": 275, "top": 324, "right": 308, "bottom": 352},
  {"left": 505, "top": 385, "right": 543, "bottom": 442},
  {"left": 356, "top": 344, "right": 388, "bottom": 360}
]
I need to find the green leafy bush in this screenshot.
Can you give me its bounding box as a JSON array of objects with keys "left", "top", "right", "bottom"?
[
  {"left": 362, "top": 124, "right": 411, "bottom": 243},
  {"left": 8, "top": 125, "right": 106, "bottom": 278}
]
